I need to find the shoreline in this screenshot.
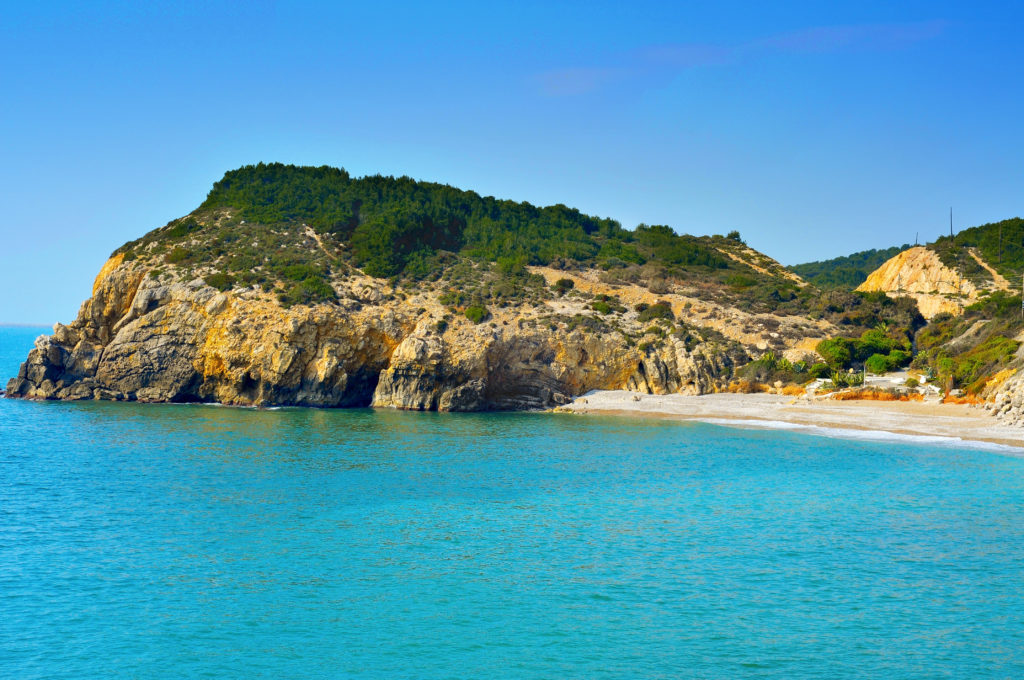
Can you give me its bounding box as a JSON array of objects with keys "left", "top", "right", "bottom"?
[
  {"left": 556, "top": 390, "right": 1024, "bottom": 452},
  {"left": 5, "top": 386, "right": 1023, "bottom": 452}
]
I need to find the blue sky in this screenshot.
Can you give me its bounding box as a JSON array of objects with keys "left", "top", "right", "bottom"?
[{"left": 1, "top": 1, "right": 1021, "bottom": 324}]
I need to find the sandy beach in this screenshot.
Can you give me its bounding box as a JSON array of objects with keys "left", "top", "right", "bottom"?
[{"left": 558, "top": 390, "right": 1024, "bottom": 452}]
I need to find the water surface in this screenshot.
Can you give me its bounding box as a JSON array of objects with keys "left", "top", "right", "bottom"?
[{"left": 2, "top": 326, "right": 1023, "bottom": 678}]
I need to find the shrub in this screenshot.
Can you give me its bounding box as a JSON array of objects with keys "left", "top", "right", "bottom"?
[
  {"left": 591, "top": 300, "right": 612, "bottom": 314},
  {"left": 647, "top": 278, "right": 670, "bottom": 294},
  {"left": 905, "top": 377, "right": 920, "bottom": 388},
  {"left": 726, "top": 274, "right": 756, "bottom": 288},
  {"left": 865, "top": 354, "right": 890, "bottom": 375},
  {"left": 637, "top": 301, "right": 674, "bottom": 323},
  {"left": 464, "top": 305, "right": 489, "bottom": 324},
  {"left": 438, "top": 290, "right": 466, "bottom": 307},
  {"left": 887, "top": 349, "right": 912, "bottom": 368},
  {"left": 165, "top": 247, "right": 190, "bottom": 264},
  {"left": 297, "top": 277, "right": 337, "bottom": 301},
  {"left": 497, "top": 255, "right": 528, "bottom": 277},
  {"left": 735, "top": 379, "right": 762, "bottom": 393},
  {"left": 552, "top": 278, "right": 575, "bottom": 294},
  {"left": 808, "top": 363, "right": 831, "bottom": 379},
  {"left": 816, "top": 337, "right": 853, "bottom": 369},
  {"left": 852, "top": 328, "right": 899, "bottom": 360},
  {"left": 205, "top": 272, "right": 235, "bottom": 292},
  {"left": 830, "top": 370, "right": 864, "bottom": 388},
  {"left": 164, "top": 219, "right": 200, "bottom": 240},
  {"left": 281, "top": 264, "right": 324, "bottom": 281}
]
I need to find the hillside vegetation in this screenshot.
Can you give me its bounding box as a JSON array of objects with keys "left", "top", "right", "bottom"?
[
  {"left": 108, "top": 163, "right": 945, "bottom": 354},
  {"left": 115, "top": 163, "right": 815, "bottom": 312},
  {"left": 788, "top": 245, "right": 910, "bottom": 289},
  {"left": 930, "top": 217, "right": 1024, "bottom": 281}
]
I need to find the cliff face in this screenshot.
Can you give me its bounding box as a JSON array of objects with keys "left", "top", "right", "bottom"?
[
  {"left": 856, "top": 246, "right": 1012, "bottom": 319},
  {"left": 857, "top": 246, "right": 976, "bottom": 319},
  {"left": 6, "top": 255, "right": 765, "bottom": 410}
]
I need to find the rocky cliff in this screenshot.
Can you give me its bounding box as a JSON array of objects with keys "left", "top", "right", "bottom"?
[
  {"left": 7, "top": 163, "right": 912, "bottom": 411},
  {"left": 7, "top": 252, "right": 818, "bottom": 410},
  {"left": 857, "top": 246, "right": 1010, "bottom": 319}
]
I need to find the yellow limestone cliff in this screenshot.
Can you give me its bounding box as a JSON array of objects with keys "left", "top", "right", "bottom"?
[
  {"left": 6, "top": 253, "right": 836, "bottom": 410},
  {"left": 857, "top": 246, "right": 982, "bottom": 319}
]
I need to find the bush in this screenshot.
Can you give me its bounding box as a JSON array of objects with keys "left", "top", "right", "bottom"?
[
  {"left": 165, "top": 247, "right": 190, "bottom": 264},
  {"left": 164, "top": 219, "right": 200, "bottom": 240},
  {"left": 808, "top": 362, "right": 831, "bottom": 379},
  {"left": 905, "top": 377, "right": 920, "bottom": 388},
  {"left": 887, "top": 349, "right": 912, "bottom": 368},
  {"left": 281, "top": 263, "right": 325, "bottom": 281},
  {"left": 591, "top": 300, "right": 612, "bottom": 315},
  {"left": 726, "top": 274, "right": 756, "bottom": 288},
  {"left": 735, "top": 379, "right": 763, "bottom": 393},
  {"left": 865, "top": 354, "right": 890, "bottom": 375},
  {"left": 852, "top": 328, "right": 900, "bottom": 360},
  {"left": 816, "top": 338, "right": 853, "bottom": 369},
  {"left": 495, "top": 255, "right": 528, "bottom": 276},
  {"left": 647, "top": 278, "right": 670, "bottom": 294},
  {"left": 275, "top": 276, "right": 337, "bottom": 307},
  {"left": 830, "top": 370, "right": 864, "bottom": 388},
  {"left": 637, "top": 301, "right": 674, "bottom": 323},
  {"left": 552, "top": 278, "right": 575, "bottom": 294},
  {"left": 205, "top": 272, "right": 235, "bottom": 292},
  {"left": 438, "top": 290, "right": 466, "bottom": 307},
  {"left": 464, "top": 305, "right": 489, "bottom": 324}
]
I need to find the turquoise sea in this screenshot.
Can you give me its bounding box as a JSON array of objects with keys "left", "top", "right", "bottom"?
[{"left": 2, "top": 325, "right": 1024, "bottom": 678}]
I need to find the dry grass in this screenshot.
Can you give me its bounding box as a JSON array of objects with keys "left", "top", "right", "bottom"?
[
  {"left": 729, "top": 379, "right": 769, "bottom": 394},
  {"left": 981, "top": 367, "right": 1017, "bottom": 393},
  {"left": 832, "top": 388, "right": 924, "bottom": 402},
  {"left": 942, "top": 393, "right": 986, "bottom": 405}
]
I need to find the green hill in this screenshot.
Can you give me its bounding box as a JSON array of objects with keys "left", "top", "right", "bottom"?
[
  {"left": 116, "top": 162, "right": 803, "bottom": 308},
  {"left": 788, "top": 245, "right": 910, "bottom": 289},
  {"left": 930, "top": 217, "right": 1024, "bottom": 280}
]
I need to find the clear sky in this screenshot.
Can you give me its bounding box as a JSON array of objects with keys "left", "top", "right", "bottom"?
[{"left": 1, "top": 1, "right": 1021, "bottom": 324}]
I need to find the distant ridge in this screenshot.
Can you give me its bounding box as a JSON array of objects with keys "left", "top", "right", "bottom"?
[{"left": 788, "top": 245, "right": 910, "bottom": 289}]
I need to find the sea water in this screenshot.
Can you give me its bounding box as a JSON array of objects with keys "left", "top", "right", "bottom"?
[{"left": 2, "top": 325, "right": 1024, "bottom": 678}]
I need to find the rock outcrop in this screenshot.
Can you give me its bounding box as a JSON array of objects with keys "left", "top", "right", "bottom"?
[
  {"left": 857, "top": 246, "right": 1009, "bottom": 319},
  {"left": 6, "top": 255, "right": 761, "bottom": 411}
]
